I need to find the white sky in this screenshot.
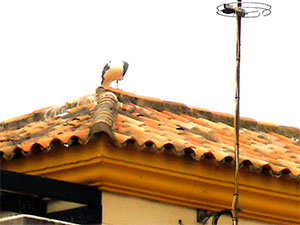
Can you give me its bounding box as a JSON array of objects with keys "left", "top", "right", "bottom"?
[{"left": 0, "top": 0, "right": 299, "bottom": 129}]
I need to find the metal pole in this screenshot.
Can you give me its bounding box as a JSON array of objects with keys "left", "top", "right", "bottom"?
[{"left": 232, "top": 1, "right": 242, "bottom": 225}]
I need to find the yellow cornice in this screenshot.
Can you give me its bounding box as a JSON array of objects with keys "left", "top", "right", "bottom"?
[{"left": 1, "top": 135, "right": 300, "bottom": 224}]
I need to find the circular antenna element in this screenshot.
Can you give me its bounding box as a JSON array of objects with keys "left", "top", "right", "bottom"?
[{"left": 217, "top": 2, "right": 271, "bottom": 18}]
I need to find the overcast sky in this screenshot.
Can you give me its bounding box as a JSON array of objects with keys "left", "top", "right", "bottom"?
[{"left": 0, "top": 0, "right": 299, "bottom": 129}]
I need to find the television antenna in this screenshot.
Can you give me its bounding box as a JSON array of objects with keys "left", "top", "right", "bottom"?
[{"left": 217, "top": 2, "right": 271, "bottom": 225}]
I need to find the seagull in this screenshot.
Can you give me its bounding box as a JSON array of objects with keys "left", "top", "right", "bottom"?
[{"left": 101, "top": 60, "right": 129, "bottom": 88}]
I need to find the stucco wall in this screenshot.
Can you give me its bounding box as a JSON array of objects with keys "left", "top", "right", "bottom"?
[
  {"left": 1, "top": 191, "right": 274, "bottom": 224},
  {"left": 102, "top": 191, "right": 270, "bottom": 225}
]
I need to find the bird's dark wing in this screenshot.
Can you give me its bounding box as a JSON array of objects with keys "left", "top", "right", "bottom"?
[
  {"left": 101, "top": 62, "right": 111, "bottom": 84},
  {"left": 122, "top": 61, "right": 129, "bottom": 76}
]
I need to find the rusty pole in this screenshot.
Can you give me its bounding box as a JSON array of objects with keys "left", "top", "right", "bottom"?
[{"left": 232, "top": 1, "right": 242, "bottom": 225}]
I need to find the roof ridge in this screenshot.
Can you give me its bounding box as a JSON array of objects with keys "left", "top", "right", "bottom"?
[
  {"left": 88, "top": 91, "right": 118, "bottom": 140},
  {"left": 1, "top": 87, "right": 299, "bottom": 141},
  {"left": 104, "top": 87, "right": 300, "bottom": 140}
]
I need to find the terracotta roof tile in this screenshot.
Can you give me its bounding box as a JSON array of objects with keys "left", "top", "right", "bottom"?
[{"left": 1, "top": 87, "right": 300, "bottom": 180}]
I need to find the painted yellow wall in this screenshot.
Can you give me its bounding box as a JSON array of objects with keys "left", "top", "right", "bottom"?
[{"left": 102, "top": 191, "right": 271, "bottom": 225}]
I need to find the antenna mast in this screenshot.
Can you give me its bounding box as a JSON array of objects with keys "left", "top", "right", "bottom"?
[
  {"left": 216, "top": 2, "right": 271, "bottom": 225},
  {"left": 233, "top": 3, "right": 241, "bottom": 223}
]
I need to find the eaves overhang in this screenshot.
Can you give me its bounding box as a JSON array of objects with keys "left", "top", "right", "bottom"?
[{"left": 1, "top": 135, "right": 299, "bottom": 224}]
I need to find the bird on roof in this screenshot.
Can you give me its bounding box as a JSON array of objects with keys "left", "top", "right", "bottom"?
[{"left": 101, "top": 60, "right": 129, "bottom": 88}]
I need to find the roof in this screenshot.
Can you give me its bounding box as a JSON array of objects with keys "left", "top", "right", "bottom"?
[{"left": 1, "top": 86, "right": 300, "bottom": 180}]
